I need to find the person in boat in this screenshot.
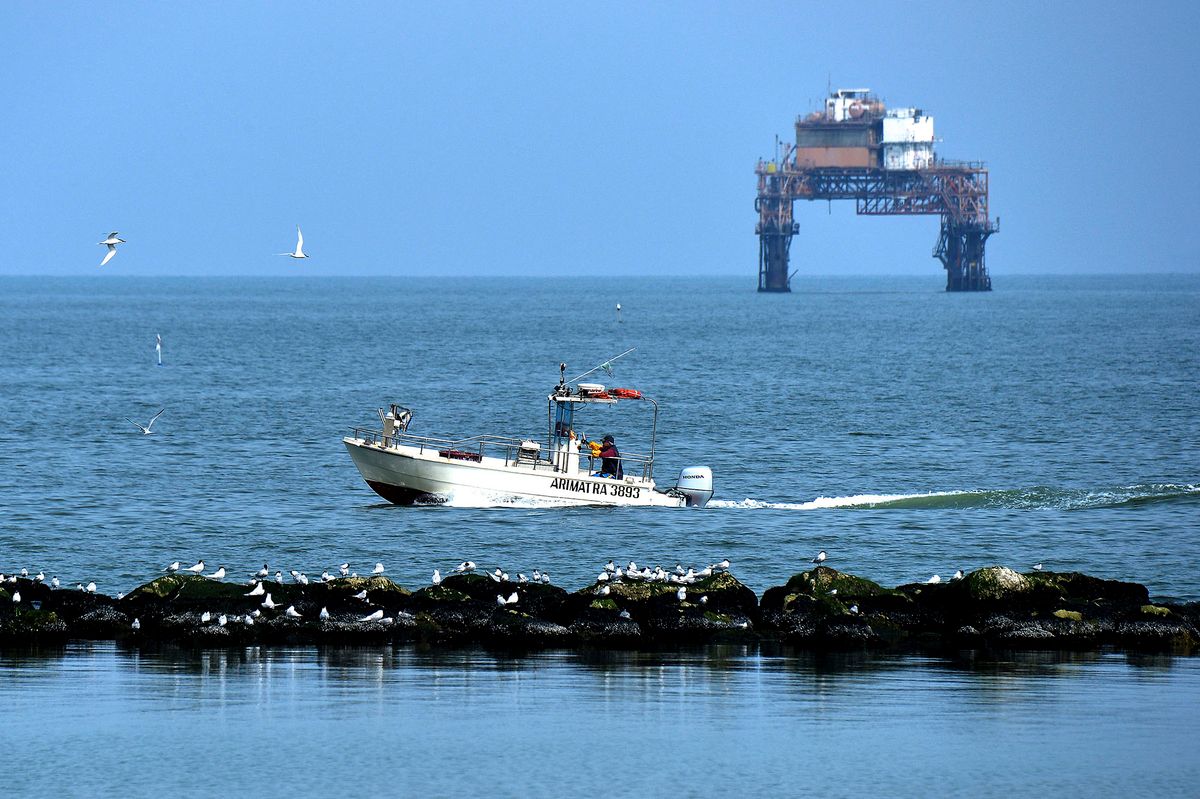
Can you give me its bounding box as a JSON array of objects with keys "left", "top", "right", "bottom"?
[{"left": 598, "top": 435, "right": 623, "bottom": 479}]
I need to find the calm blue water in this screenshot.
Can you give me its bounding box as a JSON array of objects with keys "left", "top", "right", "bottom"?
[{"left": 1, "top": 274, "right": 1198, "bottom": 793}]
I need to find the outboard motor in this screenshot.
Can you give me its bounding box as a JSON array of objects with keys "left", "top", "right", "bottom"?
[{"left": 675, "top": 466, "right": 713, "bottom": 507}]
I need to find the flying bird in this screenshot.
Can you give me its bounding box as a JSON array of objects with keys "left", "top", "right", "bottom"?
[
  {"left": 98, "top": 232, "right": 125, "bottom": 266},
  {"left": 279, "top": 225, "right": 308, "bottom": 259},
  {"left": 126, "top": 408, "right": 166, "bottom": 435}
]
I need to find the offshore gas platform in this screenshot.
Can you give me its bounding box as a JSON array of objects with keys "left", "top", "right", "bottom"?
[{"left": 755, "top": 89, "right": 997, "bottom": 292}]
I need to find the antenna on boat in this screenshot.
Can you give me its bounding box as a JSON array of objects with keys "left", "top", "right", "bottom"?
[{"left": 567, "top": 347, "right": 636, "bottom": 385}]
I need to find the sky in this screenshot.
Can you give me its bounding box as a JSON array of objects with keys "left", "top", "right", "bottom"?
[{"left": 2, "top": 1, "right": 1198, "bottom": 278}]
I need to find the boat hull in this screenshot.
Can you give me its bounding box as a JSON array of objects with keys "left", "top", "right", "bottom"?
[{"left": 343, "top": 437, "right": 687, "bottom": 507}]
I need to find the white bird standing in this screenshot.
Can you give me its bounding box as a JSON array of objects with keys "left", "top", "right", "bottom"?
[
  {"left": 361, "top": 609, "right": 384, "bottom": 622},
  {"left": 339, "top": 563, "right": 350, "bottom": 577},
  {"left": 285, "top": 605, "right": 302, "bottom": 619},
  {"left": 319, "top": 607, "right": 330, "bottom": 620},
  {"left": 126, "top": 408, "right": 166, "bottom": 435},
  {"left": 98, "top": 231, "right": 125, "bottom": 266},
  {"left": 131, "top": 618, "right": 141, "bottom": 630},
  {"left": 926, "top": 574, "right": 942, "bottom": 584},
  {"left": 676, "top": 586, "right": 687, "bottom": 602},
  {"left": 505, "top": 592, "right": 518, "bottom": 605},
  {"left": 951, "top": 570, "right": 964, "bottom": 581},
  {"left": 256, "top": 564, "right": 270, "bottom": 578},
  {"left": 261, "top": 593, "right": 278, "bottom": 609},
  {"left": 218, "top": 614, "right": 227, "bottom": 627},
  {"left": 51, "top": 576, "right": 60, "bottom": 589},
  {"left": 456, "top": 561, "right": 476, "bottom": 574},
  {"left": 279, "top": 225, "right": 308, "bottom": 259},
  {"left": 155, "top": 333, "right": 163, "bottom": 367},
  {"left": 186, "top": 560, "right": 205, "bottom": 574},
  {"left": 1033, "top": 563, "right": 1043, "bottom": 572},
  {"left": 812, "top": 550, "right": 827, "bottom": 566},
  {"left": 432, "top": 569, "right": 441, "bottom": 586},
  {"left": 165, "top": 561, "right": 180, "bottom": 573},
  {"left": 373, "top": 562, "right": 385, "bottom": 575},
  {"left": 352, "top": 590, "right": 368, "bottom": 601},
  {"left": 11, "top": 591, "right": 19, "bottom": 603},
  {"left": 245, "top": 582, "right": 265, "bottom": 597},
  {"left": 207, "top": 566, "right": 226, "bottom": 581},
  {"left": 86, "top": 581, "right": 97, "bottom": 593},
  {"left": 200, "top": 611, "right": 211, "bottom": 623}
]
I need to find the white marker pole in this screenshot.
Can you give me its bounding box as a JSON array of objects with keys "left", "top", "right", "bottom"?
[{"left": 156, "top": 334, "right": 163, "bottom": 366}]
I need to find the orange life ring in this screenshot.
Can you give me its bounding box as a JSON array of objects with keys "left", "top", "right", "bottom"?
[{"left": 612, "top": 388, "right": 641, "bottom": 399}]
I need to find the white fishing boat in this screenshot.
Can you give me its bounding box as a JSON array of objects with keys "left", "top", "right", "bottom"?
[{"left": 343, "top": 356, "right": 713, "bottom": 508}]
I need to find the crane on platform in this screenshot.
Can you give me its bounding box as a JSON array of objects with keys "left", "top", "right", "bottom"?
[{"left": 755, "top": 89, "right": 998, "bottom": 293}]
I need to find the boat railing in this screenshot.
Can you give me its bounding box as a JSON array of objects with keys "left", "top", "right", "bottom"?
[{"left": 348, "top": 427, "right": 656, "bottom": 480}]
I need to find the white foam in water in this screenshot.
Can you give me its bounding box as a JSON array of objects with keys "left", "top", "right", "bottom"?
[
  {"left": 709, "top": 490, "right": 968, "bottom": 510},
  {"left": 437, "top": 488, "right": 577, "bottom": 509}
]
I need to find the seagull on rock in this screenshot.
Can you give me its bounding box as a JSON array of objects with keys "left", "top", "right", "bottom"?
[
  {"left": 131, "top": 618, "right": 141, "bottom": 630},
  {"left": 207, "top": 566, "right": 226, "bottom": 581},
  {"left": 86, "top": 581, "right": 97, "bottom": 593},
  {"left": 432, "top": 569, "right": 441, "bottom": 586},
  {"left": 285, "top": 605, "right": 302, "bottom": 619},
  {"left": 1033, "top": 563, "right": 1043, "bottom": 572},
  {"left": 373, "top": 562, "right": 385, "bottom": 575},
  {"left": 256, "top": 564, "right": 270, "bottom": 578},
  {"left": 352, "top": 590, "right": 368, "bottom": 601},
  {"left": 952, "top": 570, "right": 964, "bottom": 581},
  {"left": 261, "top": 593, "right": 278, "bottom": 609},
  {"left": 926, "top": 574, "right": 942, "bottom": 584},
  {"left": 218, "top": 614, "right": 227, "bottom": 627},
  {"left": 456, "top": 561, "right": 476, "bottom": 574},
  {"left": 11, "top": 591, "right": 19, "bottom": 603},
  {"left": 200, "top": 611, "right": 211, "bottom": 623},
  {"left": 339, "top": 563, "right": 350, "bottom": 577},
  {"left": 165, "top": 561, "right": 180, "bottom": 574},
  {"left": 812, "top": 550, "right": 827, "bottom": 566},
  {"left": 245, "top": 582, "right": 265, "bottom": 596},
  {"left": 319, "top": 607, "right": 330, "bottom": 620},
  {"left": 186, "top": 560, "right": 205, "bottom": 574},
  {"left": 361, "top": 609, "right": 384, "bottom": 622},
  {"left": 98, "top": 232, "right": 125, "bottom": 266}
]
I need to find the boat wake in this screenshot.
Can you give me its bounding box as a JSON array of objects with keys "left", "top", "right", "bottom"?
[{"left": 709, "top": 483, "right": 1200, "bottom": 511}]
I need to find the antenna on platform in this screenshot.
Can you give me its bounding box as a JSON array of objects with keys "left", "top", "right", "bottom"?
[{"left": 567, "top": 347, "right": 636, "bottom": 385}]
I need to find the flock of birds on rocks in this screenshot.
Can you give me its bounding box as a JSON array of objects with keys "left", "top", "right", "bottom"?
[{"left": 5, "top": 550, "right": 1051, "bottom": 629}]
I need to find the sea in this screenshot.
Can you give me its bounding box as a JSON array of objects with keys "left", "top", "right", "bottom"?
[{"left": 1, "top": 273, "right": 1197, "bottom": 795}]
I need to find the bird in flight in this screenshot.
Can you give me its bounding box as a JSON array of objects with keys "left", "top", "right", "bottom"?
[
  {"left": 99, "top": 232, "right": 125, "bottom": 266},
  {"left": 126, "top": 408, "right": 165, "bottom": 435},
  {"left": 279, "top": 225, "right": 308, "bottom": 259}
]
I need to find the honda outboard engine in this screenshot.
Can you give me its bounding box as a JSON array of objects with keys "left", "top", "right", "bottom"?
[{"left": 675, "top": 466, "right": 713, "bottom": 507}]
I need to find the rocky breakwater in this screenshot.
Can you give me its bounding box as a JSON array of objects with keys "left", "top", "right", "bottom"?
[
  {"left": 1, "top": 566, "right": 1197, "bottom": 654},
  {"left": 760, "top": 565, "right": 1200, "bottom": 652}
]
